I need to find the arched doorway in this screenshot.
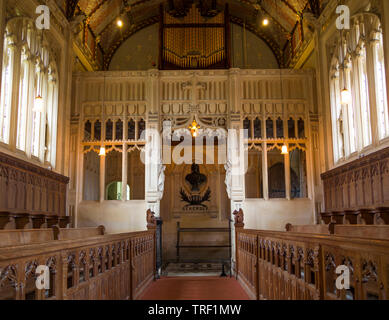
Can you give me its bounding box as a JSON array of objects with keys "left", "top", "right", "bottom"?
[{"left": 159, "top": 128, "right": 231, "bottom": 276}]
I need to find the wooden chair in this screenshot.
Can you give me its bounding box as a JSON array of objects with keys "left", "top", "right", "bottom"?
[
  {"left": 344, "top": 210, "right": 361, "bottom": 224},
  {"left": 357, "top": 208, "right": 376, "bottom": 225},
  {"left": 30, "top": 213, "right": 46, "bottom": 229},
  {"left": 375, "top": 207, "right": 389, "bottom": 225},
  {"left": 0, "top": 211, "right": 11, "bottom": 229}
]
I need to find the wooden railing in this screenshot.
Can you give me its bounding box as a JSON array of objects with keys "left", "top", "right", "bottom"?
[
  {"left": 0, "top": 230, "right": 155, "bottom": 300},
  {"left": 236, "top": 227, "right": 389, "bottom": 300}
]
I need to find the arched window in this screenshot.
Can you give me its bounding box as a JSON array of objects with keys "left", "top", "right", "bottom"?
[
  {"left": 16, "top": 46, "right": 30, "bottom": 151},
  {"left": 329, "top": 13, "right": 388, "bottom": 163},
  {"left": 1, "top": 18, "right": 59, "bottom": 167},
  {"left": 330, "top": 59, "right": 345, "bottom": 162},
  {"left": 0, "top": 32, "right": 14, "bottom": 144},
  {"left": 372, "top": 29, "right": 389, "bottom": 140},
  {"left": 356, "top": 46, "right": 371, "bottom": 147}
]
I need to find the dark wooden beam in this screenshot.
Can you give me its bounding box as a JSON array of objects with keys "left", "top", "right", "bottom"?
[
  {"left": 308, "top": 0, "right": 321, "bottom": 17},
  {"left": 66, "top": 0, "right": 79, "bottom": 19},
  {"left": 280, "top": 0, "right": 298, "bottom": 15}
]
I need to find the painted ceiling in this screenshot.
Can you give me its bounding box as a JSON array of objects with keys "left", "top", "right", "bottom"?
[{"left": 56, "top": 0, "right": 328, "bottom": 69}]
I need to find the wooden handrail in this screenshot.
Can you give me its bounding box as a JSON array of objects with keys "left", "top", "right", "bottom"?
[
  {"left": 236, "top": 228, "right": 389, "bottom": 300},
  {"left": 0, "top": 230, "right": 156, "bottom": 300}
]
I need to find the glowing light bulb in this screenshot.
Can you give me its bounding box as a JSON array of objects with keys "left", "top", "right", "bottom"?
[
  {"left": 189, "top": 119, "right": 200, "bottom": 138},
  {"left": 281, "top": 144, "right": 288, "bottom": 155},
  {"left": 262, "top": 18, "right": 269, "bottom": 26},
  {"left": 117, "top": 19, "right": 123, "bottom": 28},
  {"left": 99, "top": 146, "right": 106, "bottom": 156},
  {"left": 33, "top": 95, "right": 44, "bottom": 113},
  {"left": 341, "top": 88, "right": 352, "bottom": 104}
]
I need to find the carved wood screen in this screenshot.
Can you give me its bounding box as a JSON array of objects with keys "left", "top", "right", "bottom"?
[
  {"left": 0, "top": 151, "right": 69, "bottom": 216},
  {"left": 159, "top": 2, "right": 231, "bottom": 70},
  {"left": 321, "top": 146, "right": 389, "bottom": 212}
]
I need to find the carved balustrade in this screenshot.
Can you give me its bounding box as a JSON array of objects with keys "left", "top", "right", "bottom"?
[
  {"left": 0, "top": 230, "right": 155, "bottom": 300},
  {"left": 236, "top": 228, "right": 389, "bottom": 300}
]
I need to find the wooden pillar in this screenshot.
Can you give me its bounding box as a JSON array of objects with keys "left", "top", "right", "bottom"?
[
  {"left": 233, "top": 209, "right": 244, "bottom": 280},
  {"left": 99, "top": 154, "right": 105, "bottom": 202},
  {"left": 122, "top": 143, "right": 128, "bottom": 201}
]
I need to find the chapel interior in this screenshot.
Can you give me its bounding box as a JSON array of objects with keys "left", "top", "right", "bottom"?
[{"left": 1, "top": 0, "right": 389, "bottom": 301}]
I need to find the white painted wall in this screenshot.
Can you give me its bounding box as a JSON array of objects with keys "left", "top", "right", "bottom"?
[
  {"left": 77, "top": 200, "right": 147, "bottom": 234},
  {"left": 244, "top": 199, "right": 315, "bottom": 231}
]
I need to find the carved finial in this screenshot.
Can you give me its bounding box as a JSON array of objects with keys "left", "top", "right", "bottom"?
[
  {"left": 233, "top": 209, "right": 244, "bottom": 228},
  {"left": 146, "top": 209, "right": 157, "bottom": 229}
]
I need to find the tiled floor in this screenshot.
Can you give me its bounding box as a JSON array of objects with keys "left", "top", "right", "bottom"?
[{"left": 139, "top": 276, "right": 250, "bottom": 300}]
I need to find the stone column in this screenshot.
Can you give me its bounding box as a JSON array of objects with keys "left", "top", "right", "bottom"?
[
  {"left": 145, "top": 113, "right": 164, "bottom": 217},
  {"left": 225, "top": 112, "right": 246, "bottom": 273}
]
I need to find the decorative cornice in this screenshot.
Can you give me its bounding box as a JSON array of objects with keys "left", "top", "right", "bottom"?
[
  {"left": 0, "top": 151, "right": 69, "bottom": 184},
  {"left": 321, "top": 146, "right": 389, "bottom": 180}
]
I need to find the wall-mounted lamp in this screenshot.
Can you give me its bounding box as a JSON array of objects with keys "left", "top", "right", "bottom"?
[
  {"left": 117, "top": 19, "right": 123, "bottom": 28},
  {"left": 262, "top": 18, "right": 269, "bottom": 26},
  {"left": 281, "top": 144, "right": 288, "bottom": 155},
  {"left": 33, "top": 95, "right": 44, "bottom": 113},
  {"left": 341, "top": 88, "right": 352, "bottom": 105},
  {"left": 189, "top": 119, "right": 200, "bottom": 138},
  {"left": 99, "top": 146, "right": 106, "bottom": 156}
]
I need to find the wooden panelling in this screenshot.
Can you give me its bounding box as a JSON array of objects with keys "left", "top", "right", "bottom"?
[
  {"left": 321, "top": 147, "right": 389, "bottom": 212},
  {"left": 0, "top": 151, "right": 69, "bottom": 217},
  {"left": 236, "top": 228, "right": 389, "bottom": 300}
]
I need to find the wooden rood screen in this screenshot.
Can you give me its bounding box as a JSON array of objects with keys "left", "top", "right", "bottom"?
[
  {"left": 0, "top": 231, "right": 155, "bottom": 300},
  {"left": 236, "top": 229, "right": 389, "bottom": 300}
]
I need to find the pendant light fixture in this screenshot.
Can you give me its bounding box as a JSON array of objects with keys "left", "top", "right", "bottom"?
[
  {"left": 189, "top": 118, "right": 200, "bottom": 138},
  {"left": 34, "top": 32, "right": 44, "bottom": 113},
  {"left": 34, "top": 94, "right": 44, "bottom": 113},
  {"left": 277, "top": 0, "right": 287, "bottom": 156},
  {"left": 340, "top": 29, "right": 351, "bottom": 105}
]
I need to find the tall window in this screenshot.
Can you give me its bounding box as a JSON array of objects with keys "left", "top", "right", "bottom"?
[
  {"left": 357, "top": 48, "right": 371, "bottom": 147},
  {"left": 31, "top": 65, "right": 42, "bottom": 157},
  {"left": 374, "top": 32, "right": 389, "bottom": 140},
  {"left": 16, "top": 49, "right": 30, "bottom": 151},
  {"left": 329, "top": 14, "right": 389, "bottom": 163},
  {"left": 0, "top": 35, "right": 13, "bottom": 144},
  {"left": 1, "top": 19, "right": 59, "bottom": 167},
  {"left": 344, "top": 63, "right": 357, "bottom": 154},
  {"left": 330, "top": 62, "right": 344, "bottom": 162}
]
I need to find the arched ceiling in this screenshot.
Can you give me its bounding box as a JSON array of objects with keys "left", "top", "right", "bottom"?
[{"left": 59, "top": 0, "right": 327, "bottom": 69}]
